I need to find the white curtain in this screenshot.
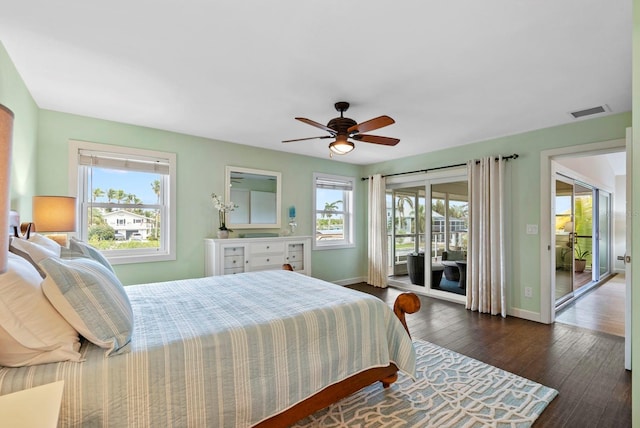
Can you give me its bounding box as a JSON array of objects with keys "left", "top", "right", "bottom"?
[
  {"left": 367, "top": 174, "right": 388, "bottom": 288},
  {"left": 466, "top": 156, "right": 506, "bottom": 316}
]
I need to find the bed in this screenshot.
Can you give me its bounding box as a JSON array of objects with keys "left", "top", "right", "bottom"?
[{"left": 0, "top": 250, "right": 418, "bottom": 427}]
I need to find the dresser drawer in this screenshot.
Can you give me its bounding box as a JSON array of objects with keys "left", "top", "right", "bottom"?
[
  {"left": 224, "top": 255, "right": 245, "bottom": 269},
  {"left": 250, "top": 254, "right": 285, "bottom": 269},
  {"left": 286, "top": 250, "right": 303, "bottom": 262},
  {"left": 250, "top": 242, "right": 285, "bottom": 255},
  {"left": 224, "top": 246, "right": 245, "bottom": 256},
  {"left": 287, "top": 261, "right": 304, "bottom": 271}
]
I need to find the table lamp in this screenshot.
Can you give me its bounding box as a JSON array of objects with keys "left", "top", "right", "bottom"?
[{"left": 32, "top": 196, "right": 76, "bottom": 246}]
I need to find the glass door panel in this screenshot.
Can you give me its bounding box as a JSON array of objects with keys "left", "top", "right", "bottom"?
[
  {"left": 573, "top": 182, "right": 593, "bottom": 290},
  {"left": 431, "top": 181, "right": 468, "bottom": 295},
  {"left": 388, "top": 186, "right": 425, "bottom": 278},
  {"left": 598, "top": 191, "right": 611, "bottom": 277},
  {"left": 554, "top": 178, "right": 573, "bottom": 303}
]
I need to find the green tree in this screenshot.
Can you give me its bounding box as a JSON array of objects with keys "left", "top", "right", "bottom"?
[
  {"left": 323, "top": 200, "right": 342, "bottom": 230},
  {"left": 115, "top": 189, "right": 126, "bottom": 204},
  {"left": 92, "top": 188, "right": 105, "bottom": 202},
  {"left": 88, "top": 224, "right": 115, "bottom": 241},
  {"left": 151, "top": 180, "right": 161, "bottom": 239}
]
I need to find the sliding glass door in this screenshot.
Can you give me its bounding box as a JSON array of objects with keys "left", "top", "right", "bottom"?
[
  {"left": 386, "top": 168, "right": 468, "bottom": 301},
  {"left": 554, "top": 174, "right": 611, "bottom": 307}
]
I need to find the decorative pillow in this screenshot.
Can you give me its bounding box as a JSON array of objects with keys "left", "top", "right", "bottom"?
[
  {"left": 0, "top": 253, "right": 81, "bottom": 367},
  {"left": 69, "top": 237, "right": 114, "bottom": 273},
  {"left": 9, "top": 237, "right": 58, "bottom": 277},
  {"left": 40, "top": 257, "right": 133, "bottom": 356},
  {"left": 28, "top": 233, "right": 62, "bottom": 256}
]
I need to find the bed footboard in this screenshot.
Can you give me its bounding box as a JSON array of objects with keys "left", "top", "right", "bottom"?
[{"left": 255, "top": 290, "right": 420, "bottom": 427}]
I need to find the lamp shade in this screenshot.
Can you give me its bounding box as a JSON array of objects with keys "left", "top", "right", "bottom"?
[
  {"left": 0, "top": 104, "right": 14, "bottom": 274},
  {"left": 32, "top": 196, "right": 76, "bottom": 232}
]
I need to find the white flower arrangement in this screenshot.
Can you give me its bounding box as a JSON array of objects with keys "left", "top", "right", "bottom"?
[{"left": 211, "top": 193, "right": 237, "bottom": 231}]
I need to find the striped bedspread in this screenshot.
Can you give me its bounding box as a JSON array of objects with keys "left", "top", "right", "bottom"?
[{"left": 0, "top": 270, "right": 415, "bottom": 427}]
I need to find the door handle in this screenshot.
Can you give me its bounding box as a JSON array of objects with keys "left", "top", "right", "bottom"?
[
  {"left": 618, "top": 256, "right": 625, "bottom": 261},
  {"left": 617, "top": 255, "right": 631, "bottom": 263}
]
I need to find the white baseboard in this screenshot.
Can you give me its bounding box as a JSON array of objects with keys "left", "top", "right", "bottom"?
[
  {"left": 333, "top": 276, "right": 367, "bottom": 286},
  {"left": 508, "top": 307, "right": 544, "bottom": 323}
]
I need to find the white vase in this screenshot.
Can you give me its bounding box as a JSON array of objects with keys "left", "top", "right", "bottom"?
[{"left": 217, "top": 229, "right": 229, "bottom": 239}]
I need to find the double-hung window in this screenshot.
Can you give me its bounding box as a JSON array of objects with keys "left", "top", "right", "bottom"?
[
  {"left": 313, "top": 173, "right": 355, "bottom": 249},
  {"left": 69, "top": 140, "right": 176, "bottom": 264}
]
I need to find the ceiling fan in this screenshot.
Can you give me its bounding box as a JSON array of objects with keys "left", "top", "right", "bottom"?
[{"left": 282, "top": 102, "right": 399, "bottom": 157}]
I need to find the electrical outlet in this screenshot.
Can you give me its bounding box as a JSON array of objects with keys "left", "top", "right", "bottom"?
[
  {"left": 526, "top": 224, "right": 538, "bottom": 235},
  {"left": 524, "top": 287, "right": 533, "bottom": 298}
]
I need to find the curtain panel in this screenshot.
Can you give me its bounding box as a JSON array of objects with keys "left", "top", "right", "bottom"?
[
  {"left": 367, "top": 174, "right": 388, "bottom": 288},
  {"left": 466, "top": 157, "right": 506, "bottom": 316}
]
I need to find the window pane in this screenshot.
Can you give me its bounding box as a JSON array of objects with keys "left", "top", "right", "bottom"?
[
  {"left": 316, "top": 188, "right": 344, "bottom": 211},
  {"left": 87, "top": 167, "right": 162, "bottom": 205},
  {"left": 431, "top": 181, "right": 468, "bottom": 260},
  {"left": 85, "top": 167, "right": 162, "bottom": 249},
  {"left": 315, "top": 212, "right": 345, "bottom": 241}
]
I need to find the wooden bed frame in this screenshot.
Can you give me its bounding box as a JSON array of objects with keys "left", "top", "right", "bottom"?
[{"left": 258, "top": 269, "right": 421, "bottom": 427}]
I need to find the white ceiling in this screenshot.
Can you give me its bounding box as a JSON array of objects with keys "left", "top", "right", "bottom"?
[{"left": 0, "top": 1, "right": 631, "bottom": 165}]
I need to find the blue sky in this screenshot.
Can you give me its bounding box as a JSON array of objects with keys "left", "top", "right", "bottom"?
[{"left": 90, "top": 168, "right": 160, "bottom": 204}]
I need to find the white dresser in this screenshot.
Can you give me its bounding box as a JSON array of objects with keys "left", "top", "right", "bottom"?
[{"left": 204, "top": 236, "right": 311, "bottom": 276}]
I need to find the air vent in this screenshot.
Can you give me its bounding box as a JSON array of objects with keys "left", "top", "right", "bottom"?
[{"left": 569, "top": 105, "right": 610, "bottom": 119}]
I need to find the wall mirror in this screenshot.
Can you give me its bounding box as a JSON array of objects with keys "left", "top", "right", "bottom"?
[{"left": 225, "top": 166, "right": 281, "bottom": 229}]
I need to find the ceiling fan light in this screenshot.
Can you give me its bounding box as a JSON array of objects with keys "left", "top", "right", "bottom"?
[{"left": 329, "top": 138, "right": 354, "bottom": 155}]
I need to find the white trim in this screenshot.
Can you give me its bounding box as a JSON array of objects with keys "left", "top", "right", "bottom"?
[
  {"left": 333, "top": 276, "right": 367, "bottom": 286},
  {"left": 508, "top": 308, "right": 542, "bottom": 323}
]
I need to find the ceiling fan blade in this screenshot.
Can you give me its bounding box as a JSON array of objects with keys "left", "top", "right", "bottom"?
[
  {"left": 353, "top": 134, "right": 400, "bottom": 146},
  {"left": 348, "top": 115, "right": 395, "bottom": 134},
  {"left": 295, "top": 117, "right": 337, "bottom": 134},
  {"left": 282, "top": 135, "right": 331, "bottom": 143}
]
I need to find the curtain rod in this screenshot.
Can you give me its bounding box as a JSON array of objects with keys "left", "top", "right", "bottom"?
[{"left": 360, "top": 153, "right": 519, "bottom": 181}]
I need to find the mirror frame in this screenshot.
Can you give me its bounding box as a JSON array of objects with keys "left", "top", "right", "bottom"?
[{"left": 225, "top": 166, "right": 282, "bottom": 229}]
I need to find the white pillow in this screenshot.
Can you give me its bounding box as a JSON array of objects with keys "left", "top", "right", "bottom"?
[
  {"left": 0, "top": 253, "right": 81, "bottom": 367},
  {"left": 10, "top": 237, "right": 58, "bottom": 264},
  {"left": 28, "top": 233, "right": 62, "bottom": 257},
  {"left": 41, "top": 257, "right": 133, "bottom": 356}
]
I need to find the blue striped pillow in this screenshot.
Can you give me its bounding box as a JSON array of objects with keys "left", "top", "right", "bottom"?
[
  {"left": 69, "top": 237, "right": 115, "bottom": 273},
  {"left": 40, "top": 257, "right": 133, "bottom": 356}
]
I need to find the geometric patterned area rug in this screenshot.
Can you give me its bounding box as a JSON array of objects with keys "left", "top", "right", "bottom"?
[{"left": 294, "top": 339, "right": 558, "bottom": 428}]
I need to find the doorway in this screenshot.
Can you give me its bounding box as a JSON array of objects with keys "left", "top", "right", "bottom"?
[{"left": 548, "top": 149, "right": 623, "bottom": 321}]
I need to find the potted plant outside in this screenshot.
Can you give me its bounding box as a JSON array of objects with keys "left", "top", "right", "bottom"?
[{"left": 574, "top": 241, "right": 591, "bottom": 273}]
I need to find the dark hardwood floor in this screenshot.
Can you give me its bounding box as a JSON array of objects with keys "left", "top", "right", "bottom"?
[{"left": 347, "top": 283, "right": 632, "bottom": 428}]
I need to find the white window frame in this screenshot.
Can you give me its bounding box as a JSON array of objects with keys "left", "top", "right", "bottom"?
[
  {"left": 312, "top": 172, "right": 356, "bottom": 250},
  {"left": 68, "top": 140, "right": 177, "bottom": 265}
]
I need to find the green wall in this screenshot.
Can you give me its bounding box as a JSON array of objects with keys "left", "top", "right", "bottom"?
[{"left": 0, "top": 43, "right": 39, "bottom": 217}]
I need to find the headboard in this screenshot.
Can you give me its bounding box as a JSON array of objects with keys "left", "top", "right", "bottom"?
[{"left": 0, "top": 104, "right": 14, "bottom": 274}]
